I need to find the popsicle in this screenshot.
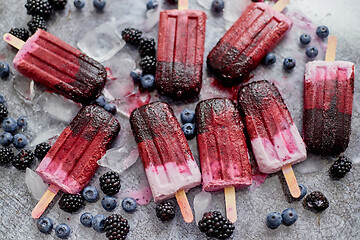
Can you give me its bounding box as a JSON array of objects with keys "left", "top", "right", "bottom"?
[
  {"left": 303, "top": 36, "right": 355, "bottom": 155},
  {"left": 130, "top": 101, "right": 201, "bottom": 222},
  {"left": 3, "top": 30, "right": 107, "bottom": 104},
  {"left": 238, "top": 80, "right": 306, "bottom": 197},
  {"left": 32, "top": 105, "right": 120, "bottom": 218},
  {"left": 207, "top": 0, "right": 292, "bottom": 86},
  {"left": 196, "top": 98, "right": 252, "bottom": 222}
]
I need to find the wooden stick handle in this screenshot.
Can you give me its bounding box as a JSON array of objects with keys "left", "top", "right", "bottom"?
[
  {"left": 325, "top": 35, "right": 337, "bottom": 62},
  {"left": 31, "top": 185, "right": 60, "bottom": 219},
  {"left": 175, "top": 189, "right": 194, "bottom": 223},
  {"left": 282, "top": 164, "right": 301, "bottom": 198},
  {"left": 3, "top": 33, "right": 25, "bottom": 50},
  {"left": 178, "top": 0, "right": 188, "bottom": 11},
  {"left": 224, "top": 186, "right": 237, "bottom": 223},
  {"left": 273, "top": 0, "right": 290, "bottom": 12}
]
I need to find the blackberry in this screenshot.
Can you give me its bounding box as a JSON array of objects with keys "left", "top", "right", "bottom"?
[
  {"left": 12, "top": 150, "right": 35, "bottom": 170},
  {"left": 330, "top": 156, "right": 352, "bottom": 180},
  {"left": 59, "top": 193, "right": 85, "bottom": 213},
  {"left": 49, "top": 0, "right": 67, "bottom": 9},
  {"left": 0, "top": 147, "right": 14, "bottom": 165},
  {"left": 198, "top": 211, "right": 235, "bottom": 239},
  {"left": 104, "top": 214, "right": 130, "bottom": 240},
  {"left": 304, "top": 191, "right": 329, "bottom": 212},
  {"left": 9, "top": 28, "right": 30, "bottom": 41},
  {"left": 139, "top": 37, "right": 156, "bottom": 57},
  {"left": 156, "top": 201, "right": 175, "bottom": 221},
  {"left": 0, "top": 104, "right": 8, "bottom": 121},
  {"left": 121, "top": 28, "right": 142, "bottom": 46},
  {"left": 35, "top": 142, "right": 51, "bottom": 160},
  {"left": 28, "top": 15, "right": 47, "bottom": 35},
  {"left": 25, "top": 0, "right": 53, "bottom": 19},
  {"left": 99, "top": 171, "right": 121, "bottom": 196},
  {"left": 139, "top": 56, "right": 156, "bottom": 75}
]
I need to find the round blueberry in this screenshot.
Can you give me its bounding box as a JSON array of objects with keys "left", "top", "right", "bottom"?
[
  {"left": 130, "top": 69, "right": 142, "bottom": 84},
  {"left": 122, "top": 197, "right": 137, "bottom": 213},
  {"left": 80, "top": 212, "right": 93, "bottom": 227},
  {"left": 0, "top": 132, "right": 13, "bottom": 147},
  {"left": 55, "top": 223, "right": 71, "bottom": 239},
  {"left": 102, "top": 196, "right": 117, "bottom": 211},
  {"left": 140, "top": 74, "right": 155, "bottom": 90},
  {"left": 2, "top": 117, "right": 17, "bottom": 132},
  {"left": 182, "top": 123, "right": 195, "bottom": 140},
  {"left": 211, "top": 0, "right": 225, "bottom": 13},
  {"left": 74, "top": 0, "right": 85, "bottom": 9},
  {"left": 281, "top": 208, "right": 298, "bottom": 226},
  {"left": 104, "top": 103, "right": 117, "bottom": 114},
  {"left": 264, "top": 53, "right": 276, "bottom": 65},
  {"left": 13, "top": 134, "right": 28, "bottom": 149},
  {"left": 17, "top": 116, "right": 28, "bottom": 129},
  {"left": 93, "top": 0, "right": 106, "bottom": 10},
  {"left": 300, "top": 34, "right": 311, "bottom": 45},
  {"left": 180, "top": 109, "right": 195, "bottom": 124},
  {"left": 95, "top": 96, "right": 106, "bottom": 107},
  {"left": 92, "top": 214, "right": 106, "bottom": 232},
  {"left": 266, "top": 212, "right": 282, "bottom": 229},
  {"left": 283, "top": 57, "right": 296, "bottom": 70},
  {"left": 316, "top": 25, "right": 329, "bottom": 39},
  {"left": 0, "top": 95, "right": 5, "bottom": 104},
  {"left": 306, "top": 46, "right": 318, "bottom": 58},
  {"left": 297, "top": 184, "right": 307, "bottom": 200},
  {"left": 37, "top": 217, "right": 53, "bottom": 234},
  {"left": 146, "top": 0, "right": 158, "bottom": 10},
  {"left": 82, "top": 186, "right": 99, "bottom": 202},
  {"left": 0, "top": 62, "right": 10, "bottom": 79}
]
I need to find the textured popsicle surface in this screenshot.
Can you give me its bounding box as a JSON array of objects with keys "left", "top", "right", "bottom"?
[
  {"left": 196, "top": 98, "right": 252, "bottom": 191},
  {"left": 13, "top": 29, "right": 107, "bottom": 104},
  {"left": 238, "top": 80, "right": 306, "bottom": 174},
  {"left": 303, "top": 61, "right": 355, "bottom": 155},
  {"left": 36, "top": 105, "right": 120, "bottom": 194},
  {"left": 207, "top": 2, "right": 292, "bottom": 86},
  {"left": 130, "top": 102, "right": 201, "bottom": 202}
]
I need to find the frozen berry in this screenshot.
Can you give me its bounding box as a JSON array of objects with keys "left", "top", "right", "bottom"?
[
  {"left": 281, "top": 208, "right": 298, "bottom": 226},
  {"left": 300, "top": 34, "right": 311, "bottom": 45},
  {"left": 121, "top": 197, "right": 137, "bottom": 213},
  {"left": 156, "top": 201, "right": 175, "bottom": 221},
  {"left": 13, "top": 134, "right": 28, "bottom": 149},
  {"left": 316, "top": 26, "right": 329, "bottom": 39},
  {"left": 330, "top": 156, "right": 352, "bottom": 180},
  {"left": 304, "top": 191, "right": 329, "bottom": 212},
  {"left": 34, "top": 142, "right": 51, "bottom": 160},
  {"left": 55, "top": 223, "right": 71, "bottom": 239},
  {"left": 37, "top": 217, "right": 53, "bottom": 234},
  {"left": 80, "top": 212, "right": 93, "bottom": 227},
  {"left": 0, "top": 62, "right": 10, "bottom": 79}
]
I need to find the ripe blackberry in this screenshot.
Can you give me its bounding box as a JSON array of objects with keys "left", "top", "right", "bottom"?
[
  {"left": 139, "top": 56, "right": 156, "bottom": 75},
  {"left": 9, "top": 28, "right": 30, "bottom": 41},
  {"left": 198, "top": 211, "right": 235, "bottom": 239},
  {"left": 12, "top": 150, "right": 35, "bottom": 170},
  {"left": 49, "top": 0, "right": 67, "bottom": 9},
  {"left": 25, "top": 0, "right": 53, "bottom": 19},
  {"left": 99, "top": 171, "right": 121, "bottom": 196},
  {"left": 330, "top": 156, "right": 352, "bottom": 180},
  {"left": 121, "top": 28, "right": 142, "bottom": 46},
  {"left": 59, "top": 193, "right": 85, "bottom": 213},
  {"left": 27, "top": 15, "right": 47, "bottom": 35},
  {"left": 139, "top": 37, "right": 156, "bottom": 57},
  {"left": 156, "top": 201, "right": 175, "bottom": 221},
  {"left": 0, "top": 147, "right": 14, "bottom": 165},
  {"left": 104, "top": 214, "right": 130, "bottom": 240},
  {"left": 35, "top": 142, "right": 51, "bottom": 160},
  {"left": 0, "top": 104, "right": 8, "bottom": 121},
  {"left": 304, "top": 191, "right": 329, "bottom": 212}
]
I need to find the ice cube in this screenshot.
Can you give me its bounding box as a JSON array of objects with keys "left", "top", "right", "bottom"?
[
  {"left": 30, "top": 126, "right": 64, "bottom": 147},
  {"left": 98, "top": 147, "right": 139, "bottom": 173},
  {"left": 143, "top": 1, "right": 163, "bottom": 32},
  {"left": 25, "top": 168, "right": 48, "bottom": 200},
  {"left": 223, "top": 0, "right": 247, "bottom": 23},
  {"left": 194, "top": 191, "right": 212, "bottom": 224},
  {"left": 114, "top": 91, "right": 151, "bottom": 118},
  {"left": 13, "top": 76, "right": 35, "bottom": 101},
  {"left": 294, "top": 154, "right": 329, "bottom": 174},
  {"left": 197, "top": 0, "right": 212, "bottom": 10}
]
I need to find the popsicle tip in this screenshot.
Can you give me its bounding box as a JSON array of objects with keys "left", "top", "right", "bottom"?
[
  {"left": 178, "top": 0, "right": 188, "bottom": 11},
  {"left": 273, "top": 0, "right": 290, "bottom": 12},
  {"left": 281, "top": 165, "right": 301, "bottom": 198},
  {"left": 224, "top": 186, "right": 237, "bottom": 223},
  {"left": 3, "top": 33, "right": 25, "bottom": 50}
]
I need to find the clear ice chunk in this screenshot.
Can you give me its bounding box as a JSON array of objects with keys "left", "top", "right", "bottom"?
[
  {"left": 13, "top": 76, "right": 35, "bottom": 101},
  {"left": 197, "top": 0, "right": 212, "bottom": 10},
  {"left": 25, "top": 168, "right": 48, "bottom": 200},
  {"left": 30, "top": 126, "right": 64, "bottom": 147},
  {"left": 114, "top": 91, "right": 151, "bottom": 118},
  {"left": 194, "top": 191, "right": 212, "bottom": 225},
  {"left": 98, "top": 147, "right": 139, "bottom": 173},
  {"left": 143, "top": 1, "right": 163, "bottom": 32}
]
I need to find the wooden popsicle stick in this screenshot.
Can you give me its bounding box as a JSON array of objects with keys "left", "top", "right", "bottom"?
[
  {"left": 3, "top": 33, "right": 25, "bottom": 50},
  {"left": 31, "top": 184, "right": 60, "bottom": 219},
  {"left": 175, "top": 189, "right": 194, "bottom": 223},
  {"left": 281, "top": 164, "right": 301, "bottom": 198},
  {"left": 224, "top": 186, "right": 237, "bottom": 223},
  {"left": 273, "top": 0, "right": 290, "bottom": 13},
  {"left": 325, "top": 36, "right": 337, "bottom": 62},
  {"left": 178, "top": 0, "right": 188, "bottom": 11}
]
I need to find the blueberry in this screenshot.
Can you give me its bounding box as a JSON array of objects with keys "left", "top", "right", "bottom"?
[
  {"left": 281, "top": 208, "right": 298, "bottom": 226},
  {"left": 0, "top": 95, "right": 5, "bottom": 104},
  {"left": 0, "top": 62, "right": 10, "bottom": 79},
  {"left": 180, "top": 109, "right": 195, "bottom": 124},
  {"left": 283, "top": 57, "right": 296, "bottom": 70},
  {"left": 121, "top": 197, "right": 137, "bottom": 213},
  {"left": 37, "top": 217, "right": 53, "bottom": 234},
  {"left": 264, "top": 53, "right": 276, "bottom": 65},
  {"left": 80, "top": 212, "right": 93, "bottom": 227},
  {"left": 300, "top": 34, "right": 311, "bottom": 45},
  {"left": 93, "top": 0, "right": 106, "bottom": 10},
  {"left": 92, "top": 214, "right": 106, "bottom": 232},
  {"left": 13, "top": 134, "right": 28, "bottom": 149},
  {"left": 146, "top": 0, "right": 158, "bottom": 10},
  {"left": 316, "top": 25, "right": 329, "bottom": 39},
  {"left": 74, "top": 0, "right": 85, "bottom": 9},
  {"left": 104, "top": 103, "right": 117, "bottom": 114},
  {"left": 305, "top": 46, "right": 318, "bottom": 58},
  {"left": 130, "top": 69, "right": 142, "bottom": 84},
  {"left": 95, "top": 96, "right": 106, "bottom": 107},
  {"left": 0, "top": 132, "right": 13, "bottom": 147},
  {"left": 140, "top": 74, "right": 155, "bottom": 90},
  {"left": 182, "top": 123, "right": 195, "bottom": 140},
  {"left": 2, "top": 117, "right": 17, "bottom": 132},
  {"left": 102, "top": 196, "right": 117, "bottom": 211},
  {"left": 297, "top": 184, "right": 307, "bottom": 200},
  {"left": 17, "top": 116, "right": 27, "bottom": 129},
  {"left": 82, "top": 186, "right": 99, "bottom": 202},
  {"left": 266, "top": 212, "right": 282, "bottom": 229},
  {"left": 211, "top": 0, "right": 225, "bottom": 13},
  {"left": 55, "top": 223, "right": 71, "bottom": 239}
]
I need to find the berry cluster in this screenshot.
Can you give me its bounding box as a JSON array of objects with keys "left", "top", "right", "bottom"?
[
  {"left": 156, "top": 201, "right": 175, "bottom": 221},
  {"left": 180, "top": 109, "right": 196, "bottom": 140},
  {"left": 37, "top": 217, "right": 71, "bottom": 239},
  {"left": 198, "top": 211, "right": 235, "bottom": 239},
  {"left": 94, "top": 96, "right": 117, "bottom": 115},
  {"left": 266, "top": 208, "right": 298, "bottom": 230}
]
